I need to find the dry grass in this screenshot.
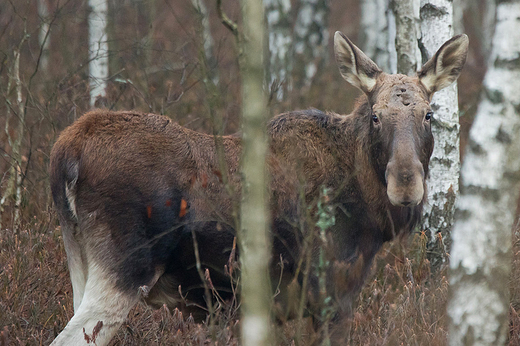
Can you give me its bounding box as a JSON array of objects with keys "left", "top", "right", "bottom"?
[{"left": 2, "top": 216, "right": 519, "bottom": 345}]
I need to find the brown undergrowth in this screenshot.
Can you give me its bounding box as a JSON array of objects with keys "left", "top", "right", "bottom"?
[{"left": 4, "top": 217, "right": 519, "bottom": 345}]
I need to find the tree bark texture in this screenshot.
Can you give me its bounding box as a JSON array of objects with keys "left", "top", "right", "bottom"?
[
  {"left": 0, "top": 46, "right": 26, "bottom": 230},
  {"left": 239, "top": 0, "right": 272, "bottom": 345},
  {"left": 293, "top": 0, "right": 330, "bottom": 88},
  {"left": 452, "top": 0, "right": 467, "bottom": 35},
  {"left": 360, "top": 0, "right": 396, "bottom": 73},
  {"left": 392, "top": 0, "right": 420, "bottom": 75},
  {"left": 88, "top": 0, "right": 109, "bottom": 107},
  {"left": 264, "top": 0, "right": 292, "bottom": 99},
  {"left": 38, "top": 0, "right": 51, "bottom": 73},
  {"left": 481, "top": 0, "right": 497, "bottom": 63},
  {"left": 448, "top": 1, "right": 520, "bottom": 345},
  {"left": 192, "top": 0, "right": 218, "bottom": 84},
  {"left": 419, "top": 0, "right": 459, "bottom": 265}
]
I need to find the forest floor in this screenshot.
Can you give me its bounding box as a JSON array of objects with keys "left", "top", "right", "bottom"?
[{"left": 1, "top": 211, "right": 519, "bottom": 345}]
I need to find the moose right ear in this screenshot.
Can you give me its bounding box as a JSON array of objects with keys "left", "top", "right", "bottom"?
[
  {"left": 418, "top": 34, "right": 469, "bottom": 96},
  {"left": 334, "top": 31, "right": 382, "bottom": 94}
]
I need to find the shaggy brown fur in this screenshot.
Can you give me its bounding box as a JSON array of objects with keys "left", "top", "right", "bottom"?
[{"left": 48, "top": 33, "right": 468, "bottom": 345}]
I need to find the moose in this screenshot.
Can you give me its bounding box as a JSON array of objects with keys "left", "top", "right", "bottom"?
[{"left": 49, "top": 32, "right": 468, "bottom": 345}]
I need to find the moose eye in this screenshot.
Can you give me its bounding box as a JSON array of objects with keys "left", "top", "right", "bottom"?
[
  {"left": 372, "top": 114, "right": 379, "bottom": 124},
  {"left": 425, "top": 111, "right": 433, "bottom": 121}
]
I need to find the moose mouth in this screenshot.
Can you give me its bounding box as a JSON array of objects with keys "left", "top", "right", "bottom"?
[{"left": 385, "top": 161, "right": 425, "bottom": 207}]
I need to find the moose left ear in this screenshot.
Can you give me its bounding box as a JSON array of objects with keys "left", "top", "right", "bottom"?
[
  {"left": 418, "top": 34, "right": 469, "bottom": 96},
  {"left": 334, "top": 31, "right": 382, "bottom": 94}
]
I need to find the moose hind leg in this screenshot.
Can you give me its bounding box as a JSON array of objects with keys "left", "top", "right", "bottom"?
[
  {"left": 50, "top": 262, "right": 140, "bottom": 346},
  {"left": 61, "top": 223, "right": 88, "bottom": 313}
]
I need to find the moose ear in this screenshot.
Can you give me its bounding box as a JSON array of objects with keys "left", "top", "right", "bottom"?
[
  {"left": 334, "top": 31, "right": 382, "bottom": 94},
  {"left": 418, "top": 34, "right": 469, "bottom": 95}
]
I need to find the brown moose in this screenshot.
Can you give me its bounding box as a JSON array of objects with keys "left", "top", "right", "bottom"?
[{"left": 49, "top": 32, "right": 468, "bottom": 345}]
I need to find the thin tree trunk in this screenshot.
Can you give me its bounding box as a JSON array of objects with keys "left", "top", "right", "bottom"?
[
  {"left": 0, "top": 46, "right": 26, "bottom": 230},
  {"left": 88, "top": 0, "right": 109, "bottom": 107},
  {"left": 392, "top": 0, "right": 420, "bottom": 75},
  {"left": 192, "top": 0, "right": 218, "bottom": 84},
  {"left": 452, "top": 0, "right": 467, "bottom": 35},
  {"left": 481, "top": 0, "right": 497, "bottom": 63},
  {"left": 264, "top": 0, "right": 292, "bottom": 100},
  {"left": 293, "top": 0, "right": 330, "bottom": 89},
  {"left": 448, "top": 1, "right": 520, "bottom": 344},
  {"left": 239, "top": 0, "right": 272, "bottom": 345},
  {"left": 38, "top": 0, "right": 51, "bottom": 73},
  {"left": 419, "top": 0, "right": 459, "bottom": 266},
  {"left": 360, "top": 0, "right": 396, "bottom": 73}
]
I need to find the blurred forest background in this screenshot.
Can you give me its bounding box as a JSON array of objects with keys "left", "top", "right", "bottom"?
[{"left": 0, "top": 0, "right": 519, "bottom": 345}]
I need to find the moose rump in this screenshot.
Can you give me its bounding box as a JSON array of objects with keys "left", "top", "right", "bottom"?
[
  {"left": 49, "top": 31, "right": 468, "bottom": 346},
  {"left": 49, "top": 112, "right": 242, "bottom": 344}
]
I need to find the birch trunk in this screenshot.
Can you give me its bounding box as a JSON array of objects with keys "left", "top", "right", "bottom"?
[
  {"left": 452, "top": 0, "right": 467, "bottom": 35},
  {"left": 0, "top": 46, "right": 26, "bottom": 230},
  {"left": 293, "top": 0, "right": 330, "bottom": 88},
  {"left": 360, "top": 0, "right": 396, "bottom": 73},
  {"left": 240, "top": 0, "right": 272, "bottom": 345},
  {"left": 448, "top": 1, "right": 520, "bottom": 344},
  {"left": 192, "top": 0, "right": 218, "bottom": 84},
  {"left": 264, "top": 0, "right": 292, "bottom": 99},
  {"left": 88, "top": 0, "right": 109, "bottom": 108},
  {"left": 38, "top": 0, "right": 51, "bottom": 73},
  {"left": 419, "top": 0, "right": 459, "bottom": 265},
  {"left": 481, "top": 0, "right": 497, "bottom": 63},
  {"left": 392, "top": 0, "right": 420, "bottom": 75}
]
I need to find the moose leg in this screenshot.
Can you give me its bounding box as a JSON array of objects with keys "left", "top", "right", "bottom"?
[
  {"left": 51, "top": 261, "right": 141, "bottom": 346},
  {"left": 61, "top": 221, "right": 87, "bottom": 313}
]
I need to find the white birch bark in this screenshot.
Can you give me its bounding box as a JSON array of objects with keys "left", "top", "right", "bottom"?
[
  {"left": 448, "top": 1, "right": 520, "bottom": 344},
  {"left": 240, "top": 0, "right": 272, "bottom": 345},
  {"left": 452, "top": 0, "right": 467, "bottom": 35},
  {"left": 360, "top": 0, "right": 396, "bottom": 73},
  {"left": 419, "top": 0, "right": 459, "bottom": 264},
  {"left": 264, "top": 0, "right": 292, "bottom": 99},
  {"left": 88, "top": 0, "right": 109, "bottom": 108},
  {"left": 481, "top": 0, "right": 497, "bottom": 63},
  {"left": 293, "top": 0, "right": 330, "bottom": 88},
  {"left": 392, "top": 0, "right": 421, "bottom": 75},
  {"left": 0, "top": 34, "right": 28, "bottom": 230},
  {"left": 38, "top": 0, "right": 51, "bottom": 73},
  {"left": 192, "top": 0, "right": 218, "bottom": 84}
]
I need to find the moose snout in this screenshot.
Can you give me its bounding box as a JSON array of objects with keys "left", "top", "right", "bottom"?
[{"left": 385, "top": 159, "right": 425, "bottom": 207}]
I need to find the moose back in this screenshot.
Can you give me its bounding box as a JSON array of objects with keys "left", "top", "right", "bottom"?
[{"left": 49, "top": 32, "right": 468, "bottom": 345}]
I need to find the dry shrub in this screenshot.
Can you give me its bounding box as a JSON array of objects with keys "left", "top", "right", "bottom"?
[
  {"left": 4, "top": 219, "right": 520, "bottom": 345},
  {"left": 337, "top": 232, "right": 449, "bottom": 346}
]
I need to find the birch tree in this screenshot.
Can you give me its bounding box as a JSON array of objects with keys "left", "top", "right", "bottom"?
[
  {"left": 239, "top": 0, "right": 272, "bottom": 345},
  {"left": 38, "top": 0, "right": 51, "bottom": 73},
  {"left": 481, "top": 0, "right": 497, "bottom": 62},
  {"left": 192, "top": 0, "right": 218, "bottom": 84},
  {"left": 88, "top": 0, "right": 109, "bottom": 107},
  {"left": 448, "top": 1, "right": 520, "bottom": 344},
  {"left": 392, "top": 0, "right": 420, "bottom": 75},
  {"left": 419, "top": 0, "right": 459, "bottom": 265},
  {"left": 0, "top": 39, "right": 27, "bottom": 230},
  {"left": 360, "top": 0, "right": 396, "bottom": 73},
  {"left": 264, "top": 0, "right": 292, "bottom": 99},
  {"left": 293, "top": 0, "right": 330, "bottom": 88}
]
